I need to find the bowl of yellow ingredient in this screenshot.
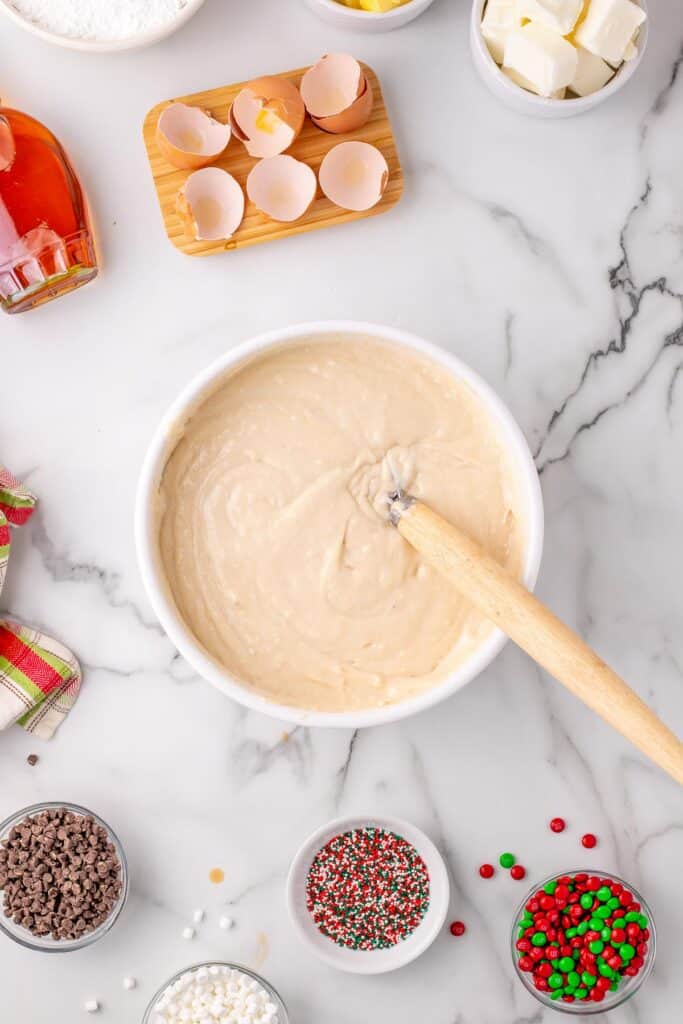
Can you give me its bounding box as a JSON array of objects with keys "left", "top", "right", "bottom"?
[{"left": 304, "top": 0, "right": 438, "bottom": 32}]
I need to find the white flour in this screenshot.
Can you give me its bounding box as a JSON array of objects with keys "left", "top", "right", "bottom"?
[{"left": 9, "top": 0, "right": 189, "bottom": 41}]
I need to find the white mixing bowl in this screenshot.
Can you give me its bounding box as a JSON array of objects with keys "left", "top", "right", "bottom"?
[
  {"left": 0, "top": 0, "right": 206, "bottom": 52},
  {"left": 135, "top": 321, "right": 544, "bottom": 728}
]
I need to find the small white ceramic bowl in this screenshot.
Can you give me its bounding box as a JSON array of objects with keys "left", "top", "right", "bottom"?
[
  {"left": 286, "top": 814, "right": 449, "bottom": 973},
  {"left": 470, "top": 0, "right": 649, "bottom": 118},
  {"left": 135, "top": 321, "right": 544, "bottom": 729},
  {"left": 0, "top": 0, "right": 206, "bottom": 52},
  {"left": 305, "top": 0, "right": 437, "bottom": 33}
]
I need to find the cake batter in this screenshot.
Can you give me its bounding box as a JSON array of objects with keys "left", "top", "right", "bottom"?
[{"left": 156, "top": 337, "right": 527, "bottom": 711}]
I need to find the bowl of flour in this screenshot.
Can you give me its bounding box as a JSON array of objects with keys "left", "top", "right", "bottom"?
[{"left": 0, "top": 0, "right": 207, "bottom": 51}]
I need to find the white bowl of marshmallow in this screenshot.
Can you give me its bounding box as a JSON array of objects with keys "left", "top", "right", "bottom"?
[{"left": 470, "top": 0, "right": 649, "bottom": 117}]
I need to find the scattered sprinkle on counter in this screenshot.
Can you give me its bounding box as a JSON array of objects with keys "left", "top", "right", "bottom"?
[
  {"left": 84, "top": 999, "right": 100, "bottom": 1013},
  {"left": 219, "top": 915, "right": 234, "bottom": 930},
  {"left": 305, "top": 826, "right": 430, "bottom": 950},
  {"left": 122, "top": 976, "right": 136, "bottom": 990},
  {"left": 181, "top": 926, "right": 195, "bottom": 940},
  {"left": 514, "top": 872, "right": 651, "bottom": 1003},
  {"left": 192, "top": 908, "right": 205, "bottom": 925}
]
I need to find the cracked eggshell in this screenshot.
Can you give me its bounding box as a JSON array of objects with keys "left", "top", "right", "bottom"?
[
  {"left": 318, "top": 140, "right": 389, "bottom": 211},
  {"left": 247, "top": 155, "right": 317, "bottom": 222},
  {"left": 229, "top": 76, "right": 305, "bottom": 159},
  {"left": 176, "top": 167, "right": 245, "bottom": 241},
  {"left": 300, "top": 53, "right": 374, "bottom": 134},
  {"left": 157, "top": 103, "right": 231, "bottom": 171}
]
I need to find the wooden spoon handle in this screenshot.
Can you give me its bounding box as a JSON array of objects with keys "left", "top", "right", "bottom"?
[{"left": 396, "top": 499, "right": 683, "bottom": 786}]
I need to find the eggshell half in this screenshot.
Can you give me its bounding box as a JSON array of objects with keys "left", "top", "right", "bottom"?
[
  {"left": 177, "top": 167, "right": 245, "bottom": 241},
  {"left": 230, "top": 76, "right": 305, "bottom": 159},
  {"left": 318, "top": 141, "right": 389, "bottom": 212},
  {"left": 247, "top": 155, "right": 317, "bottom": 223},
  {"left": 300, "top": 54, "right": 374, "bottom": 134},
  {"left": 157, "top": 103, "right": 231, "bottom": 171}
]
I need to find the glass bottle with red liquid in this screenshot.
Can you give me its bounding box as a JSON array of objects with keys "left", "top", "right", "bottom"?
[{"left": 0, "top": 104, "right": 98, "bottom": 314}]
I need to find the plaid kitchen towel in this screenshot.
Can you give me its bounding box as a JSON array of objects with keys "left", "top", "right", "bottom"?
[{"left": 0, "top": 467, "right": 82, "bottom": 739}]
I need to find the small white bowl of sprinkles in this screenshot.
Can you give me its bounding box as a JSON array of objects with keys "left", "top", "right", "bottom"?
[
  {"left": 0, "top": 0, "right": 207, "bottom": 52},
  {"left": 286, "top": 815, "right": 449, "bottom": 974}
]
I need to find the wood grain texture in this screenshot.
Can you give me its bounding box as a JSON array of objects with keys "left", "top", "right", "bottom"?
[
  {"left": 397, "top": 500, "right": 683, "bottom": 786},
  {"left": 142, "top": 63, "right": 403, "bottom": 256}
]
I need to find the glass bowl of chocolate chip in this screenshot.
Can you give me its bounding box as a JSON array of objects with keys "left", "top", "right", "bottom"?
[{"left": 0, "top": 802, "right": 128, "bottom": 952}]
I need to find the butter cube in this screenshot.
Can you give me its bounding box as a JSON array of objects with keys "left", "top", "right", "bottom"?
[
  {"left": 517, "top": 0, "right": 584, "bottom": 35},
  {"left": 574, "top": 0, "right": 646, "bottom": 66},
  {"left": 502, "top": 66, "right": 566, "bottom": 97},
  {"left": 504, "top": 23, "right": 578, "bottom": 97},
  {"left": 569, "top": 45, "right": 614, "bottom": 94},
  {"left": 482, "top": 0, "right": 524, "bottom": 64}
]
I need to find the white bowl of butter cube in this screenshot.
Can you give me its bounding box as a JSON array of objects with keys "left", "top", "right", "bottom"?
[
  {"left": 470, "top": 0, "right": 648, "bottom": 117},
  {"left": 305, "top": 0, "right": 437, "bottom": 32}
]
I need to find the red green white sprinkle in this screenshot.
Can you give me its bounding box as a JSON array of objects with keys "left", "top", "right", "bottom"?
[{"left": 305, "top": 826, "right": 430, "bottom": 951}]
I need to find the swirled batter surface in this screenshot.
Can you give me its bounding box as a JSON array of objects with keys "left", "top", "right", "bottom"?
[{"left": 157, "top": 338, "right": 527, "bottom": 711}]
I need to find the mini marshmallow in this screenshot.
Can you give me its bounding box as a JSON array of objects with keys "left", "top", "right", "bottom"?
[
  {"left": 182, "top": 926, "right": 196, "bottom": 940},
  {"left": 517, "top": 0, "right": 584, "bottom": 35},
  {"left": 123, "top": 976, "right": 137, "bottom": 990},
  {"left": 219, "top": 915, "right": 234, "bottom": 930},
  {"left": 193, "top": 908, "right": 205, "bottom": 925},
  {"left": 574, "top": 0, "right": 646, "bottom": 66},
  {"left": 84, "top": 1000, "right": 100, "bottom": 1014}
]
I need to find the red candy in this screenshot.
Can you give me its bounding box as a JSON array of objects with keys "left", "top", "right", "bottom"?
[
  {"left": 582, "top": 833, "right": 598, "bottom": 849},
  {"left": 479, "top": 863, "right": 495, "bottom": 879},
  {"left": 510, "top": 865, "right": 526, "bottom": 881},
  {"left": 549, "top": 817, "right": 566, "bottom": 833},
  {"left": 449, "top": 921, "right": 465, "bottom": 936}
]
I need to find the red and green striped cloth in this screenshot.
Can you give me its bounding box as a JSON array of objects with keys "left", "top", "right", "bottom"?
[{"left": 0, "top": 466, "right": 81, "bottom": 739}]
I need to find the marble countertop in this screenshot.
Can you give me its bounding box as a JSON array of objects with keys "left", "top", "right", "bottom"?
[{"left": 1, "top": 0, "right": 682, "bottom": 1020}]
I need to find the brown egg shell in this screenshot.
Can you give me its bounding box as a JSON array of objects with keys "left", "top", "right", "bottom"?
[
  {"left": 310, "top": 77, "right": 374, "bottom": 135},
  {"left": 156, "top": 103, "right": 231, "bottom": 171},
  {"left": 230, "top": 75, "right": 306, "bottom": 157}
]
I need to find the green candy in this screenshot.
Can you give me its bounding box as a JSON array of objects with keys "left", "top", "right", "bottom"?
[
  {"left": 595, "top": 905, "right": 612, "bottom": 920},
  {"left": 582, "top": 972, "right": 596, "bottom": 987},
  {"left": 576, "top": 921, "right": 589, "bottom": 936},
  {"left": 589, "top": 940, "right": 604, "bottom": 954},
  {"left": 531, "top": 932, "right": 547, "bottom": 947},
  {"left": 550, "top": 990, "right": 564, "bottom": 1001},
  {"left": 610, "top": 981, "right": 619, "bottom": 992},
  {"left": 638, "top": 914, "right": 649, "bottom": 929},
  {"left": 624, "top": 911, "right": 640, "bottom": 923},
  {"left": 565, "top": 927, "right": 578, "bottom": 938},
  {"left": 558, "top": 956, "right": 574, "bottom": 973},
  {"left": 607, "top": 897, "right": 621, "bottom": 910},
  {"left": 620, "top": 943, "right": 636, "bottom": 960},
  {"left": 580, "top": 893, "right": 594, "bottom": 910},
  {"left": 598, "top": 963, "right": 613, "bottom": 979},
  {"left": 589, "top": 916, "right": 604, "bottom": 930},
  {"left": 567, "top": 971, "right": 581, "bottom": 989},
  {"left": 611, "top": 918, "right": 625, "bottom": 931},
  {"left": 544, "top": 880, "right": 557, "bottom": 895},
  {"left": 575, "top": 989, "right": 588, "bottom": 1000},
  {"left": 596, "top": 886, "right": 611, "bottom": 902},
  {"left": 548, "top": 973, "right": 563, "bottom": 990},
  {"left": 600, "top": 928, "right": 612, "bottom": 941},
  {"left": 499, "top": 852, "right": 515, "bottom": 869}
]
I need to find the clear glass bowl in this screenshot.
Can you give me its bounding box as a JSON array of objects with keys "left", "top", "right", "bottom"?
[
  {"left": 143, "top": 963, "right": 290, "bottom": 1024},
  {"left": 511, "top": 869, "right": 656, "bottom": 1014},
  {"left": 0, "top": 801, "right": 128, "bottom": 952}
]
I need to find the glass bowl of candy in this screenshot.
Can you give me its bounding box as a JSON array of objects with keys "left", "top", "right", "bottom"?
[
  {"left": 511, "top": 869, "right": 655, "bottom": 1012},
  {"left": 143, "top": 963, "right": 290, "bottom": 1024},
  {"left": 0, "top": 801, "right": 128, "bottom": 952}
]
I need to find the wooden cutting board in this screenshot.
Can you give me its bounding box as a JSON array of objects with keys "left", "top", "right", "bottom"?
[{"left": 142, "top": 63, "right": 404, "bottom": 257}]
